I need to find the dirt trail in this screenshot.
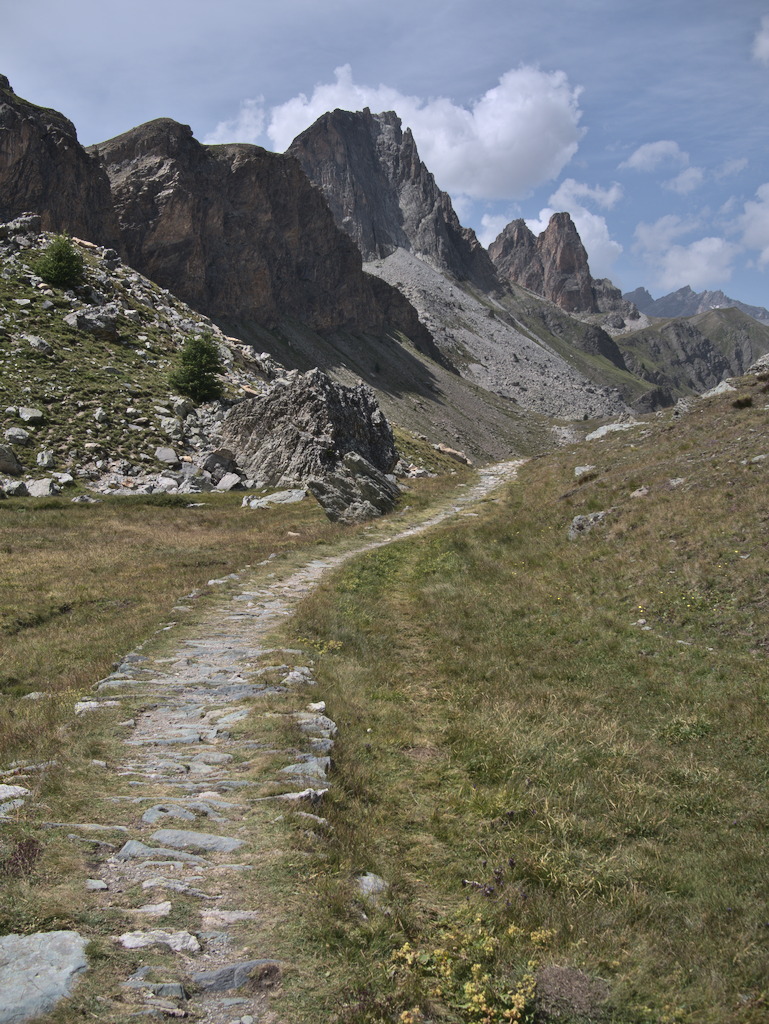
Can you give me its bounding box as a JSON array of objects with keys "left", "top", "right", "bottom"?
[{"left": 8, "top": 461, "right": 524, "bottom": 1024}]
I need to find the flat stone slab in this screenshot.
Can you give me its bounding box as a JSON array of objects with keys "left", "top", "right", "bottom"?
[
  {"left": 0, "top": 785, "right": 30, "bottom": 801},
  {"left": 150, "top": 828, "right": 244, "bottom": 853},
  {"left": 192, "top": 958, "right": 281, "bottom": 992},
  {"left": 142, "top": 804, "right": 197, "bottom": 824},
  {"left": 116, "top": 929, "right": 200, "bottom": 952},
  {"left": 114, "top": 839, "right": 206, "bottom": 864},
  {"left": 0, "top": 930, "right": 88, "bottom": 1024}
]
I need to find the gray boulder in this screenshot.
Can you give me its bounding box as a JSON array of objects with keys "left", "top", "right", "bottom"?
[
  {"left": 18, "top": 407, "right": 44, "bottom": 424},
  {"left": 220, "top": 367, "right": 396, "bottom": 486},
  {"left": 307, "top": 452, "right": 400, "bottom": 523},
  {"left": 568, "top": 510, "right": 610, "bottom": 540},
  {"left": 25, "top": 335, "right": 53, "bottom": 356},
  {"left": 215, "top": 472, "right": 242, "bottom": 491},
  {"left": 242, "top": 488, "right": 306, "bottom": 509},
  {"left": 192, "top": 959, "right": 281, "bottom": 993},
  {"left": 2, "top": 479, "right": 28, "bottom": 496},
  {"left": 63, "top": 303, "right": 120, "bottom": 339},
  {"left": 4, "top": 427, "right": 32, "bottom": 447},
  {"left": 26, "top": 478, "right": 60, "bottom": 497},
  {"left": 150, "top": 828, "right": 244, "bottom": 853},
  {"left": 201, "top": 448, "right": 237, "bottom": 483},
  {"left": 0, "top": 930, "right": 88, "bottom": 1024},
  {"left": 154, "top": 446, "right": 180, "bottom": 466},
  {"left": 0, "top": 445, "right": 23, "bottom": 475},
  {"left": 220, "top": 368, "right": 398, "bottom": 521}
]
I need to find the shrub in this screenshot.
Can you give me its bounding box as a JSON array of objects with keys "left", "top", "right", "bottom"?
[
  {"left": 168, "top": 331, "right": 224, "bottom": 403},
  {"left": 33, "top": 234, "right": 84, "bottom": 289}
]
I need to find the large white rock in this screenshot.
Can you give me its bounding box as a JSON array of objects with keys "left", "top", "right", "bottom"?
[{"left": 0, "top": 930, "right": 88, "bottom": 1024}]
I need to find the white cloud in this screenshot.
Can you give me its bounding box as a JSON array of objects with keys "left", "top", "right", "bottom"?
[
  {"left": 524, "top": 210, "right": 553, "bottom": 237},
  {"left": 664, "top": 166, "right": 705, "bottom": 195},
  {"left": 715, "top": 157, "right": 748, "bottom": 179},
  {"left": 549, "top": 177, "right": 622, "bottom": 210},
  {"left": 634, "top": 216, "right": 737, "bottom": 290},
  {"left": 753, "top": 14, "right": 769, "bottom": 64},
  {"left": 203, "top": 97, "right": 266, "bottom": 145},
  {"left": 656, "top": 237, "right": 738, "bottom": 290},
  {"left": 619, "top": 140, "right": 688, "bottom": 172},
  {"left": 739, "top": 182, "right": 769, "bottom": 267},
  {"left": 478, "top": 213, "right": 513, "bottom": 248},
  {"left": 633, "top": 214, "right": 699, "bottom": 255},
  {"left": 267, "top": 64, "right": 584, "bottom": 200}
]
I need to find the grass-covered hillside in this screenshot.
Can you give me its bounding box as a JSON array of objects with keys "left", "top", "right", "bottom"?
[{"left": 280, "top": 373, "right": 769, "bottom": 1024}]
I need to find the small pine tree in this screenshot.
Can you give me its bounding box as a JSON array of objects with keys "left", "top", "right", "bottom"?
[
  {"left": 168, "top": 331, "right": 224, "bottom": 403},
  {"left": 33, "top": 234, "right": 84, "bottom": 289}
]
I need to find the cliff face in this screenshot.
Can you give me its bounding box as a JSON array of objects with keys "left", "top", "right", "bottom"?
[
  {"left": 0, "top": 76, "right": 121, "bottom": 247},
  {"left": 489, "top": 213, "right": 599, "bottom": 313},
  {"left": 90, "top": 118, "right": 405, "bottom": 335},
  {"left": 288, "top": 108, "right": 500, "bottom": 292}
]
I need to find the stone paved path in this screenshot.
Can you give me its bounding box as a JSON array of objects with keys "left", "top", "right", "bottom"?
[{"left": 6, "top": 462, "right": 523, "bottom": 1024}]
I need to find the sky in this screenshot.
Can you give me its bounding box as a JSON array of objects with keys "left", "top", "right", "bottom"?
[{"left": 3, "top": 0, "right": 769, "bottom": 306}]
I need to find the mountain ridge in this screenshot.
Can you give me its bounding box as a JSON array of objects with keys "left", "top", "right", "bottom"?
[{"left": 624, "top": 284, "right": 769, "bottom": 324}]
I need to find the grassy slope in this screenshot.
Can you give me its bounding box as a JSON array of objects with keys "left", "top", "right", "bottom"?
[
  {"left": 612, "top": 308, "right": 769, "bottom": 398},
  {"left": 279, "top": 376, "right": 769, "bottom": 1024}
]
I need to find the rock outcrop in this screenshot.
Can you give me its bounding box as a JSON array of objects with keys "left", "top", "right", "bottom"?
[
  {"left": 219, "top": 367, "right": 400, "bottom": 520},
  {"left": 289, "top": 108, "right": 500, "bottom": 292},
  {"left": 489, "top": 213, "right": 598, "bottom": 313},
  {"left": 0, "top": 75, "right": 120, "bottom": 247}
]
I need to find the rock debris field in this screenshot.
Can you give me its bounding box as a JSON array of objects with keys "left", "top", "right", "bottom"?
[{"left": 0, "top": 462, "right": 523, "bottom": 1024}]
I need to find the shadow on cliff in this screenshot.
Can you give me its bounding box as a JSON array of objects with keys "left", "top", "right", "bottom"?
[
  {"left": 217, "top": 315, "right": 551, "bottom": 463},
  {"left": 218, "top": 315, "right": 447, "bottom": 405}
]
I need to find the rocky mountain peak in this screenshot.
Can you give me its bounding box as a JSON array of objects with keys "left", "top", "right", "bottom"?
[
  {"left": 0, "top": 75, "right": 120, "bottom": 247},
  {"left": 288, "top": 108, "right": 500, "bottom": 292},
  {"left": 489, "top": 212, "right": 597, "bottom": 313}
]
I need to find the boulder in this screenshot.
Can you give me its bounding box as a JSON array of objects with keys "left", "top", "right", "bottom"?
[
  {"left": 568, "top": 510, "right": 610, "bottom": 540},
  {"left": 220, "top": 368, "right": 397, "bottom": 523},
  {"left": 25, "top": 335, "right": 53, "bottom": 355},
  {"left": 0, "top": 445, "right": 23, "bottom": 475},
  {"left": 215, "top": 472, "right": 242, "bottom": 491},
  {"left": 154, "top": 446, "right": 180, "bottom": 466},
  {"left": 18, "top": 407, "right": 44, "bottom": 424},
  {"left": 242, "top": 488, "right": 306, "bottom": 509},
  {"left": 307, "top": 452, "right": 400, "bottom": 523},
  {"left": 200, "top": 448, "right": 237, "bottom": 483},
  {"left": 192, "top": 959, "right": 281, "bottom": 993},
  {"left": 26, "top": 478, "right": 60, "bottom": 497},
  {"left": 63, "top": 303, "right": 120, "bottom": 339},
  {"left": 2, "top": 479, "right": 28, "bottom": 496},
  {"left": 4, "top": 427, "right": 32, "bottom": 447}
]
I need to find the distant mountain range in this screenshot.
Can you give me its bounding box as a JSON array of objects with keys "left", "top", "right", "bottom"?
[{"left": 624, "top": 285, "right": 769, "bottom": 325}]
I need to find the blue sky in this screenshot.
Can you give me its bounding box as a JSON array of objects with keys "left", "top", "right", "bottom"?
[{"left": 3, "top": 0, "right": 769, "bottom": 306}]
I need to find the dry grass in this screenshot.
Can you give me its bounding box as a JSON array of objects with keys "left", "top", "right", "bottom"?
[{"left": 278, "top": 380, "right": 769, "bottom": 1023}]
